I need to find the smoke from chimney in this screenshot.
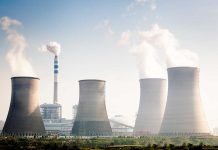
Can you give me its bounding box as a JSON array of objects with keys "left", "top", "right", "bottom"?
[
  {"left": 39, "top": 41, "right": 61, "bottom": 104},
  {"left": 0, "top": 16, "right": 36, "bottom": 77},
  {"left": 40, "top": 41, "right": 61, "bottom": 56}
]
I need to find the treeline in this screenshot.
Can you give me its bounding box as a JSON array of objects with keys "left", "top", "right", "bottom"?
[{"left": 0, "top": 136, "right": 218, "bottom": 149}]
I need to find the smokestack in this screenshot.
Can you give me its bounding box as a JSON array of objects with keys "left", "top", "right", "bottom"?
[
  {"left": 72, "top": 80, "right": 112, "bottom": 136},
  {"left": 134, "top": 78, "right": 166, "bottom": 135},
  {"left": 54, "top": 55, "right": 58, "bottom": 104},
  {"left": 39, "top": 41, "right": 61, "bottom": 104},
  {"left": 3, "top": 77, "right": 45, "bottom": 136},
  {"left": 159, "top": 67, "right": 209, "bottom": 135}
]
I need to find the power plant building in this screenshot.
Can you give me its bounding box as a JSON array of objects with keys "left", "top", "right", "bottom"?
[
  {"left": 40, "top": 55, "right": 62, "bottom": 122},
  {"left": 134, "top": 78, "right": 166, "bottom": 135},
  {"left": 40, "top": 103, "right": 62, "bottom": 122},
  {"left": 39, "top": 54, "right": 66, "bottom": 134},
  {"left": 2, "top": 77, "right": 45, "bottom": 136},
  {"left": 159, "top": 67, "right": 209, "bottom": 135},
  {"left": 110, "top": 115, "right": 134, "bottom": 136},
  {"left": 72, "top": 80, "right": 112, "bottom": 136}
]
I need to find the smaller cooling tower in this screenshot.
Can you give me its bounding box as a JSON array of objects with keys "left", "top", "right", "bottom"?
[
  {"left": 134, "top": 78, "right": 166, "bottom": 135},
  {"left": 159, "top": 67, "right": 209, "bottom": 135},
  {"left": 2, "top": 77, "right": 45, "bottom": 136},
  {"left": 72, "top": 80, "right": 112, "bottom": 136}
]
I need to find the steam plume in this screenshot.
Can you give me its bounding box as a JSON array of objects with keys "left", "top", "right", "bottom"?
[
  {"left": 139, "top": 24, "right": 199, "bottom": 68},
  {"left": 0, "top": 16, "right": 36, "bottom": 77},
  {"left": 40, "top": 42, "right": 61, "bottom": 56},
  {"left": 119, "top": 29, "right": 165, "bottom": 79},
  {"left": 119, "top": 24, "right": 199, "bottom": 78}
]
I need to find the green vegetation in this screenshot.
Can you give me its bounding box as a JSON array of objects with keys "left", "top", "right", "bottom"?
[{"left": 1, "top": 136, "right": 218, "bottom": 149}]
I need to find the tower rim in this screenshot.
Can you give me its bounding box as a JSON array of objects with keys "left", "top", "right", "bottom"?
[
  {"left": 79, "top": 79, "right": 105, "bottom": 82},
  {"left": 11, "top": 76, "right": 39, "bottom": 80}
]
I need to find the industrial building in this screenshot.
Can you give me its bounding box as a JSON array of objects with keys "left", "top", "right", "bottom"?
[
  {"left": 159, "top": 67, "right": 210, "bottom": 135},
  {"left": 41, "top": 103, "right": 133, "bottom": 136},
  {"left": 40, "top": 103, "right": 62, "bottom": 122},
  {"left": 110, "top": 115, "right": 134, "bottom": 136},
  {"left": 40, "top": 105, "right": 78, "bottom": 136},
  {"left": 39, "top": 52, "right": 67, "bottom": 134},
  {"left": 40, "top": 55, "right": 62, "bottom": 122},
  {"left": 134, "top": 78, "right": 166, "bottom": 135},
  {"left": 2, "top": 77, "right": 45, "bottom": 136},
  {"left": 72, "top": 80, "right": 112, "bottom": 136},
  {"left": 43, "top": 118, "right": 73, "bottom": 136}
]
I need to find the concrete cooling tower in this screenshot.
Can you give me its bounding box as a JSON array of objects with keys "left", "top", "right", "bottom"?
[
  {"left": 159, "top": 67, "right": 209, "bottom": 135},
  {"left": 134, "top": 78, "right": 166, "bottom": 136},
  {"left": 2, "top": 77, "right": 45, "bottom": 136},
  {"left": 72, "top": 80, "right": 112, "bottom": 136}
]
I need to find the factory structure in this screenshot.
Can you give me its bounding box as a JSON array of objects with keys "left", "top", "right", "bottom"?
[
  {"left": 38, "top": 54, "right": 132, "bottom": 136},
  {"left": 159, "top": 67, "right": 210, "bottom": 135},
  {"left": 0, "top": 44, "right": 210, "bottom": 137},
  {"left": 2, "top": 77, "right": 45, "bottom": 136},
  {"left": 39, "top": 55, "right": 73, "bottom": 135},
  {"left": 0, "top": 67, "right": 211, "bottom": 137},
  {"left": 110, "top": 115, "right": 134, "bottom": 136},
  {"left": 134, "top": 78, "right": 166, "bottom": 136},
  {"left": 40, "top": 55, "right": 62, "bottom": 122},
  {"left": 72, "top": 80, "right": 112, "bottom": 136}
]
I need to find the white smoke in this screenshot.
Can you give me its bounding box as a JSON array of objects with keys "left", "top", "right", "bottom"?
[
  {"left": 139, "top": 24, "right": 199, "bottom": 68},
  {"left": 0, "top": 16, "right": 36, "bottom": 77},
  {"left": 119, "top": 24, "right": 199, "bottom": 78},
  {"left": 40, "top": 42, "right": 61, "bottom": 56},
  {"left": 119, "top": 29, "right": 165, "bottom": 79}
]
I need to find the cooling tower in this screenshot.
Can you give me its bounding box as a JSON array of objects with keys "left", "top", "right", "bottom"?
[
  {"left": 2, "top": 77, "right": 45, "bottom": 136},
  {"left": 72, "top": 80, "right": 112, "bottom": 136},
  {"left": 159, "top": 67, "right": 209, "bottom": 135},
  {"left": 134, "top": 78, "right": 166, "bottom": 135}
]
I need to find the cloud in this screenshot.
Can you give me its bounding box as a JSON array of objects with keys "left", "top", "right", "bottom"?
[
  {"left": 118, "top": 31, "right": 131, "bottom": 46},
  {"left": 127, "top": 0, "right": 157, "bottom": 11},
  {"left": 94, "top": 19, "right": 114, "bottom": 35}
]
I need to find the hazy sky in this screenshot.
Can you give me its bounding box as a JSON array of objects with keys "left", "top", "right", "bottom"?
[{"left": 0, "top": 0, "right": 218, "bottom": 132}]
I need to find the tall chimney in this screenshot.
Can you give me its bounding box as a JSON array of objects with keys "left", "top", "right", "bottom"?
[
  {"left": 159, "top": 67, "right": 209, "bottom": 135},
  {"left": 3, "top": 77, "right": 45, "bottom": 136},
  {"left": 54, "top": 55, "right": 58, "bottom": 104},
  {"left": 134, "top": 78, "right": 166, "bottom": 135},
  {"left": 72, "top": 79, "right": 112, "bottom": 136}
]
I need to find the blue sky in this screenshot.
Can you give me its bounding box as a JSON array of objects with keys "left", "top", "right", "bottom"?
[{"left": 1, "top": 0, "right": 218, "bottom": 132}]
